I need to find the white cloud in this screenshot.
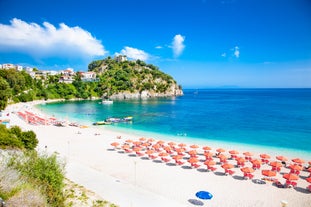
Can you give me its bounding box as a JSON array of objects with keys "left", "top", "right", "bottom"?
[
  {"left": 172, "top": 34, "right": 185, "bottom": 57},
  {"left": 155, "top": 45, "right": 163, "bottom": 49},
  {"left": 233, "top": 46, "right": 240, "bottom": 58},
  {"left": 221, "top": 53, "right": 227, "bottom": 57},
  {"left": 0, "top": 18, "right": 107, "bottom": 59},
  {"left": 116, "top": 46, "right": 149, "bottom": 61}
]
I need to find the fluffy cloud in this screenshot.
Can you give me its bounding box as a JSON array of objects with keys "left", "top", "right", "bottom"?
[
  {"left": 233, "top": 46, "right": 240, "bottom": 58},
  {"left": 0, "top": 18, "right": 107, "bottom": 59},
  {"left": 116, "top": 46, "right": 149, "bottom": 61},
  {"left": 172, "top": 34, "right": 185, "bottom": 57}
]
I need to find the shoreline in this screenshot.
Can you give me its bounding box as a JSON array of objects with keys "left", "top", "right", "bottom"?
[
  {"left": 2, "top": 100, "right": 311, "bottom": 207},
  {"left": 34, "top": 99, "right": 311, "bottom": 161}
]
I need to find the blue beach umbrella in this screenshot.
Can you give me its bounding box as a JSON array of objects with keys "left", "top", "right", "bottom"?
[{"left": 195, "top": 191, "right": 213, "bottom": 200}]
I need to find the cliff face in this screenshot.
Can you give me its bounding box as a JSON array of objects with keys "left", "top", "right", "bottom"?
[
  {"left": 109, "top": 84, "right": 183, "bottom": 99},
  {"left": 88, "top": 57, "right": 183, "bottom": 99}
]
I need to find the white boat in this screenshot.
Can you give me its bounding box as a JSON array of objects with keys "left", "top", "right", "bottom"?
[{"left": 102, "top": 99, "right": 113, "bottom": 104}]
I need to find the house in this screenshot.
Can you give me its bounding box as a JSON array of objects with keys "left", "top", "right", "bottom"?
[
  {"left": 2, "top": 63, "right": 15, "bottom": 69},
  {"left": 59, "top": 75, "right": 74, "bottom": 84},
  {"left": 80, "top": 71, "right": 97, "bottom": 82}
]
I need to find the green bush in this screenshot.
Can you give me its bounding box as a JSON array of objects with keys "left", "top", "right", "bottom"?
[{"left": 8, "top": 151, "right": 66, "bottom": 207}]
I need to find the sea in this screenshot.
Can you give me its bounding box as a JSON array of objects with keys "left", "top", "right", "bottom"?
[{"left": 36, "top": 88, "right": 311, "bottom": 160}]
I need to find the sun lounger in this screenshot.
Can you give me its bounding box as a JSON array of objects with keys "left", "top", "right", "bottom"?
[
  {"left": 176, "top": 160, "right": 184, "bottom": 165},
  {"left": 161, "top": 157, "right": 170, "bottom": 162},
  {"left": 191, "top": 163, "right": 201, "bottom": 168}
]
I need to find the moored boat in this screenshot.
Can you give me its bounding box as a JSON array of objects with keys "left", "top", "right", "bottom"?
[{"left": 93, "top": 121, "right": 112, "bottom": 125}]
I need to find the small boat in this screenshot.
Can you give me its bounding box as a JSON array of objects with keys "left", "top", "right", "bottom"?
[
  {"left": 102, "top": 99, "right": 113, "bottom": 104},
  {"left": 93, "top": 121, "right": 111, "bottom": 125},
  {"left": 105, "top": 116, "right": 133, "bottom": 123}
]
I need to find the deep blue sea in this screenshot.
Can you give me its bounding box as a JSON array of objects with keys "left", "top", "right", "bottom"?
[{"left": 37, "top": 88, "right": 311, "bottom": 157}]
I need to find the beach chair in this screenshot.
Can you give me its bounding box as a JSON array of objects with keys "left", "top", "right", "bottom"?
[
  {"left": 176, "top": 160, "right": 184, "bottom": 165},
  {"left": 149, "top": 154, "right": 157, "bottom": 159},
  {"left": 191, "top": 163, "right": 201, "bottom": 168},
  {"left": 291, "top": 182, "right": 297, "bottom": 188},
  {"left": 285, "top": 180, "right": 292, "bottom": 188},
  {"left": 244, "top": 173, "right": 254, "bottom": 180},
  {"left": 161, "top": 157, "right": 170, "bottom": 162},
  {"left": 208, "top": 166, "right": 216, "bottom": 172},
  {"left": 136, "top": 151, "right": 144, "bottom": 156},
  {"left": 228, "top": 170, "right": 235, "bottom": 175}
]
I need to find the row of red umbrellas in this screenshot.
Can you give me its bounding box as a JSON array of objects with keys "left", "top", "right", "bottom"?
[{"left": 110, "top": 139, "right": 311, "bottom": 188}]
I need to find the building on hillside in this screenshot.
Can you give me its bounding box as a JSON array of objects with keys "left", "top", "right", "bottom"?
[
  {"left": 59, "top": 75, "right": 74, "bottom": 84},
  {"left": 61, "top": 68, "right": 75, "bottom": 76},
  {"left": 115, "top": 55, "right": 127, "bottom": 63},
  {"left": 2, "top": 63, "right": 15, "bottom": 69},
  {"left": 16, "top": 65, "right": 23, "bottom": 71},
  {"left": 80, "top": 71, "right": 97, "bottom": 82}
]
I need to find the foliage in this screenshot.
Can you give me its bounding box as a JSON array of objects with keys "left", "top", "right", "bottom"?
[
  {"left": 8, "top": 151, "right": 66, "bottom": 207},
  {"left": 0, "top": 58, "right": 181, "bottom": 109},
  {"left": 0, "top": 125, "right": 38, "bottom": 150},
  {"left": 0, "top": 76, "right": 11, "bottom": 110}
]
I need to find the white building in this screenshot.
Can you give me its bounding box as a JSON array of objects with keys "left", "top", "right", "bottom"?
[
  {"left": 115, "top": 55, "right": 127, "bottom": 63},
  {"left": 2, "top": 63, "right": 15, "bottom": 69},
  {"left": 16, "top": 65, "right": 23, "bottom": 71}
]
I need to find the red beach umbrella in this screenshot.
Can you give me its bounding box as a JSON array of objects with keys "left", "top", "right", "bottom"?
[
  {"left": 289, "top": 164, "right": 303, "bottom": 172},
  {"left": 283, "top": 173, "right": 299, "bottom": 181},
  {"left": 158, "top": 152, "right": 169, "bottom": 157},
  {"left": 276, "top": 155, "right": 288, "bottom": 162},
  {"left": 178, "top": 143, "right": 187, "bottom": 148},
  {"left": 260, "top": 154, "right": 271, "bottom": 159},
  {"left": 262, "top": 170, "right": 277, "bottom": 177},
  {"left": 172, "top": 155, "right": 183, "bottom": 160},
  {"left": 204, "top": 160, "right": 216, "bottom": 166},
  {"left": 133, "top": 147, "right": 142, "bottom": 152},
  {"left": 110, "top": 142, "right": 120, "bottom": 148},
  {"left": 243, "top": 151, "right": 253, "bottom": 156},
  {"left": 204, "top": 151, "right": 213, "bottom": 159},
  {"left": 157, "top": 140, "right": 165, "bottom": 145},
  {"left": 306, "top": 177, "right": 311, "bottom": 183},
  {"left": 270, "top": 161, "right": 283, "bottom": 168},
  {"left": 147, "top": 138, "right": 155, "bottom": 142},
  {"left": 236, "top": 157, "right": 246, "bottom": 166},
  {"left": 229, "top": 150, "right": 239, "bottom": 155},
  {"left": 216, "top": 148, "right": 225, "bottom": 153},
  {"left": 203, "top": 146, "right": 212, "bottom": 151},
  {"left": 168, "top": 141, "right": 176, "bottom": 146},
  {"left": 241, "top": 167, "right": 255, "bottom": 174},
  {"left": 139, "top": 137, "right": 146, "bottom": 142},
  {"left": 145, "top": 149, "right": 155, "bottom": 155},
  {"left": 251, "top": 159, "right": 262, "bottom": 165},
  {"left": 292, "top": 158, "right": 305, "bottom": 165},
  {"left": 188, "top": 149, "right": 197, "bottom": 154},
  {"left": 190, "top": 144, "right": 199, "bottom": 149},
  {"left": 188, "top": 157, "right": 199, "bottom": 163},
  {"left": 221, "top": 163, "right": 234, "bottom": 170},
  {"left": 175, "top": 148, "right": 185, "bottom": 154}
]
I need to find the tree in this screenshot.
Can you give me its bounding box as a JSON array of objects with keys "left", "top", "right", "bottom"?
[
  {"left": 0, "top": 77, "right": 11, "bottom": 110},
  {"left": 20, "top": 130, "right": 38, "bottom": 150}
]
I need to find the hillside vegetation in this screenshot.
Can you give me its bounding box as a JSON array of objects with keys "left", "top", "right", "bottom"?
[
  {"left": 0, "top": 58, "right": 182, "bottom": 110},
  {"left": 88, "top": 57, "right": 183, "bottom": 98}
]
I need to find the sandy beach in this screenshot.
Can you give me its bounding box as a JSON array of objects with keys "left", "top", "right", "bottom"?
[{"left": 2, "top": 101, "right": 311, "bottom": 207}]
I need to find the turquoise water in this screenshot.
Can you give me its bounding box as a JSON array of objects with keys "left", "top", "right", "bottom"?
[{"left": 37, "top": 89, "right": 311, "bottom": 157}]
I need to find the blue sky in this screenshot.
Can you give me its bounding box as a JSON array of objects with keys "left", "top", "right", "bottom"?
[{"left": 0, "top": 0, "right": 310, "bottom": 88}]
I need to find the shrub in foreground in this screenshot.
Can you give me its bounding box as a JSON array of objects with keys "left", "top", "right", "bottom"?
[{"left": 8, "top": 151, "right": 66, "bottom": 207}]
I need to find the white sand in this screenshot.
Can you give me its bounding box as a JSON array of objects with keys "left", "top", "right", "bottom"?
[{"left": 3, "top": 101, "right": 311, "bottom": 207}]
